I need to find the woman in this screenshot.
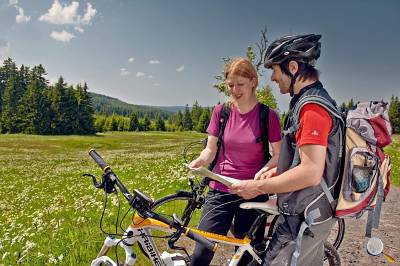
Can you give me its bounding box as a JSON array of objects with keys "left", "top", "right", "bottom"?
[{"left": 189, "top": 58, "right": 282, "bottom": 265}]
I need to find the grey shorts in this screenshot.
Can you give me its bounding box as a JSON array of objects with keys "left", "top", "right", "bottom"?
[{"left": 263, "top": 215, "right": 336, "bottom": 266}]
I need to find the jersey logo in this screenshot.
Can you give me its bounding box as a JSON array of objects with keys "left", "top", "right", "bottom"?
[{"left": 311, "top": 130, "right": 319, "bottom": 136}]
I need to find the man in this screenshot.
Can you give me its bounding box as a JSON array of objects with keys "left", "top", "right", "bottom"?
[{"left": 230, "top": 34, "right": 344, "bottom": 265}]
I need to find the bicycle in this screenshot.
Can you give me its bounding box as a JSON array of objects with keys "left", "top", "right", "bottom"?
[
  {"left": 145, "top": 139, "right": 345, "bottom": 262},
  {"left": 86, "top": 149, "right": 341, "bottom": 266}
]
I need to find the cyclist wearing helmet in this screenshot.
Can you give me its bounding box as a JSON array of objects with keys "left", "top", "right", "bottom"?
[{"left": 231, "top": 34, "right": 343, "bottom": 265}]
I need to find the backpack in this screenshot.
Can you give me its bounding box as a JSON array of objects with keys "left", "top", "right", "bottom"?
[
  {"left": 334, "top": 101, "right": 392, "bottom": 237},
  {"left": 208, "top": 103, "right": 271, "bottom": 171}
]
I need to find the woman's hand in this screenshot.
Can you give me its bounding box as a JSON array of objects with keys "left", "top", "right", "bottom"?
[
  {"left": 229, "top": 180, "right": 261, "bottom": 199},
  {"left": 189, "top": 157, "right": 206, "bottom": 168},
  {"left": 254, "top": 167, "right": 277, "bottom": 180}
]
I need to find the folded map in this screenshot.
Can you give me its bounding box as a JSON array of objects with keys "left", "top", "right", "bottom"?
[{"left": 184, "top": 164, "right": 240, "bottom": 187}]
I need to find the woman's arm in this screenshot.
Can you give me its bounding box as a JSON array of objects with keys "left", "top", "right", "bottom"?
[{"left": 189, "top": 135, "right": 218, "bottom": 168}]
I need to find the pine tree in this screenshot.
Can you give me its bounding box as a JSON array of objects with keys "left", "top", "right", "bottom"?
[
  {"left": 389, "top": 95, "right": 400, "bottom": 133},
  {"left": 191, "top": 101, "right": 202, "bottom": 131},
  {"left": 139, "top": 115, "right": 151, "bottom": 131},
  {"left": 129, "top": 112, "right": 139, "bottom": 131},
  {"left": 154, "top": 113, "right": 166, "bottom": 131},
  {"left": 1, "top": 76, "right": 25, "bottom": 133},
  {"left": 174, "top": 111, "right": 184, "bottom": 131},
  {"left": 197, "top": 108, "right": 211, "bottom": 133},
  {"left": 95, "top": 115, "right": 107, "bottom": 132},
  {"left": 76, "top": 83, "right": 95, "bottom": 134},
  {"left": 183, "top": 104, "right": 193, "bottom": 131}
]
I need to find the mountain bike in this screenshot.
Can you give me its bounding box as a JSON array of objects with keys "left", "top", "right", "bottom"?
[
  {"left": 145, "top": 139, "right": 345, "bottom": 261},
  {"left": 86, "top": 149, "right": 341, "bottom": 266}
]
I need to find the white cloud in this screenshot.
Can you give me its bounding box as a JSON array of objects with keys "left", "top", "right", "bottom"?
[
  {"left": 39, "top": 0, "right": 79, "bottom": 25},
  {"left": 74, "top": 26, "right": 84, "bottom": 33},
  {"left": 176, "top": 65, "right": 185, "bottom": 72},
  {"left": 0, "top": 41, "right": 10, "bottom": 57},
  {"left": 149, "top": 60, "right": 160, "bottom": 64},
  {"left": 50, "top": 30, "right": 75, "bottom": 42},
  {"left": 153, "top": 83, "right": 160, "bottom": 86},
  {"left": 80, "top": 3, "right": 97, "bottom": 25},
  {"left": 147, "top": 75, "right": 153, "bottom": 79},
  {"left": 15, "top": 6, "right": 31, "bottom": 23},
  {"left": 120, "top": 68, "right": 130, "bottom": 76},
  {"left": 8, "top": 0, "right": 18, "bottom": 6},
  {"left": 39, "top": 0, "right": 96, "bottom": 26},
  {"left": 136, "top": 72, "right": 145, "bottom": 77},
  {"left": 128, "top": 57, "right": 134, "bottom": 63}
]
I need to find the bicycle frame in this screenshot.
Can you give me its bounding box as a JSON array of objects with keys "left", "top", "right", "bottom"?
[{"left": 91, "top": 212, "right": 263, "bottom": 266}]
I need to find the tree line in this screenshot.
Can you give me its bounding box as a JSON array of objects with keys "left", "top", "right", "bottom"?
[
  {"left": 94, "top": 102, "right": 212, "bottom": 133},
  {"left": 0, "top": 58, "right": 95, "bottom": 135}
]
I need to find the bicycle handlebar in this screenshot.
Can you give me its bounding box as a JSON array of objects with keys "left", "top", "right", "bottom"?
[
  {"left": 89, "top": 149, "right": 109, "bottom": 171},
  {"left": 87, "top": 149, "right": 217, "bottom": 251}
]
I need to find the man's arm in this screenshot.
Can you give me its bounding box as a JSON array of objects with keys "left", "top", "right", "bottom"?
[{"left": 230, "top": 143, "right": 326, "bottom": 199}]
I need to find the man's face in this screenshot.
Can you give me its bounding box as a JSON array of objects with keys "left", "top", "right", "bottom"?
[{"left": 270, "top": 65, "right": 291, "bottom": 94}]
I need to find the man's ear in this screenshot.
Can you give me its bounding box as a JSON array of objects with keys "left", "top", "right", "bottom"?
[{"left": 288, "top": 60, "right": 299, "bottom": 75}]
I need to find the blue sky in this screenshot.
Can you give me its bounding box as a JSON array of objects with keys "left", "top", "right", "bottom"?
[{"left": 0, "top": 0, "right": 399, "bottom": 111}]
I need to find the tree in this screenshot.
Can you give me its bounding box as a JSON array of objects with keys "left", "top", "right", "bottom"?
[
  {"left": 95, "top": 115, "right": 107, "bottom": 132},
  {"left": 174, "top": 111, "right": 184, "bottom": 131},
  {"left": 154, "top": 113, "right": 166, "bottom": 131},
  {"left": 191, "top": 101, "right": 202, "bottom": 130},
  {"left": 139, "top": 115, "right": 151, "bottom": 131},
  {"left": 76, "top": 83, "right": 95, "bottom": 134},
  {"left": 1, "top": 76, "right": 25, "bottom": 133},
  {"left": 389, "top": 95, "right": 400, "bottom": 133},
  {"left": 183, "top": 104, "right": 193, "bottom": 130},
  {"left": 197, "top": 108, "right": 211, "bottom": 133},
  {"left": 256, "top": 85, "right": 278, "bottom": 109},
  {"left": 129, "top": 112, "right": 139, "bottom": 131}
]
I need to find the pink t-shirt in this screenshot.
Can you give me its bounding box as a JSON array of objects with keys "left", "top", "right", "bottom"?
[{"left": 207, "top": 103, "right": 282, "bottom": 192}]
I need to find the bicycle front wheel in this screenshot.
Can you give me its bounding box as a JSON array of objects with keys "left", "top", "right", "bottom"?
[{"left": 139, "top": 192, "right": 202, "bottom": 263}]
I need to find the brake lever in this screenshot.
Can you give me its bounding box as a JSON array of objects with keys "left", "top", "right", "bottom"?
[
  {"left": 83, "top": 173, "right": 103, "bottom": 188},
  {"left": 168, "top": 228, "right": 190, "bottom": 258}
]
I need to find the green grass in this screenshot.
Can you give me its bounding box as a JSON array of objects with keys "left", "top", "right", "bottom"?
[
  {"left": 385, "top": 134, "right": 400, "bottom": 187},
  {"left": 0, "top": 132, "right": 398, "bottom": 265},
  {"left": 0, "top": 132, "right": 205, "bottom": 265}
]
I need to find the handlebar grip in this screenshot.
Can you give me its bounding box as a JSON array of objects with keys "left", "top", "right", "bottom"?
[
  {"left": 89, "top": 149, "right": 109, "bottom": 171},
  {"left": 184, "top": 228, "right": 217, "bottom": 252}
]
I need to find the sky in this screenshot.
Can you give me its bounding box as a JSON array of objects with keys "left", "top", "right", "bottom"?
[{"left": 0, "top": 0, "right": 399, "bottom": 111}]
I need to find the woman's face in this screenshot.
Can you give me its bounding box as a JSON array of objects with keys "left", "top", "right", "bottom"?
[{"left": 226, "top": 74, "right": 256, "bottom": 101}]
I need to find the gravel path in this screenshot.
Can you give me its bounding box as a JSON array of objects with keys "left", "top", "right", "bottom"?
[{"left": 208, "top": 187, "right": 400, "bottom": 265}]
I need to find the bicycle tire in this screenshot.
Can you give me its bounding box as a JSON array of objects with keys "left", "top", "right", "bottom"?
[{"left": 138, "top": 193, "right": 200, "bottom": 262}]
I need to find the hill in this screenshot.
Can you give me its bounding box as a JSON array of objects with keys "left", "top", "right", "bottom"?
[{"left": 89, "top": 92, "right": 186, "bottom": 117}]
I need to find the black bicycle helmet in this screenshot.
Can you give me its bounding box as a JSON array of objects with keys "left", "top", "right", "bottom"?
[{"left": 264, "top": 34, "right": 321, "bottom": 69}]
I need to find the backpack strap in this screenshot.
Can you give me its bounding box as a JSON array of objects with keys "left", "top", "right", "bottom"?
[
  {"left": 208, "top": 103, "right": 231, "bottom": 171},
  {"left": 288, "top": 95, "right": 345, "bottom": 208},
  {"left": 257, "top": 104, "right": 272, "bottom": 165}
]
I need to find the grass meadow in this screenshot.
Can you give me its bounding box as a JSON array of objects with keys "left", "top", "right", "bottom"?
[{"left": 0, "top": 132, "right": 399, "bottom": 265}]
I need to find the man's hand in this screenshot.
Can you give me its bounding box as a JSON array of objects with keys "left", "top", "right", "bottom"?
[
  {"left": 229, "top": 180, "right": 261, "bottom": 199},
  {"left": 254, "top": 167, "right": 277, "bottom": 180}
]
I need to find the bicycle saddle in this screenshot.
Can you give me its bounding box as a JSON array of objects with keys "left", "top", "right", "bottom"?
[{"left": 239, "top": 200, "right": 280, "bottom": 215}]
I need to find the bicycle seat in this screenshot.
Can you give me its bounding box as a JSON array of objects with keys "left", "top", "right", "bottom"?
[
  {"left": 133, "top": 189, "right": 154, "bottom": 207},
  {"left": 239, "top": 200, "right": 280, "bottom": 215}
]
